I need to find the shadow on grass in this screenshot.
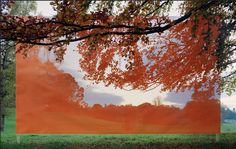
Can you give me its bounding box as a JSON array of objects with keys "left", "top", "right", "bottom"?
[{"left": 2, "top": 141, "right": 236, "bottom": 149}]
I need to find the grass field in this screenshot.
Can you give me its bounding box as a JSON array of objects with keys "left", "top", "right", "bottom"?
[{"left": 1, "top": 108, "right": 236, "bottom": 149}]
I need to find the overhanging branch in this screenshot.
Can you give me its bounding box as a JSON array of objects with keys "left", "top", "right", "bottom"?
[{"left": 1, "top": 0, "right": 218, "bottom": 46}]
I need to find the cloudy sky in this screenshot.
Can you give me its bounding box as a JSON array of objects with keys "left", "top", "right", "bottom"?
[{"left": 35, "top": 1, "right": 236, "bottom": 109}]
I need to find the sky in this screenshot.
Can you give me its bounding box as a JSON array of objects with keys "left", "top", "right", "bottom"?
[{"left": 35, "top": 1, "right": 236, "bottom": 109}]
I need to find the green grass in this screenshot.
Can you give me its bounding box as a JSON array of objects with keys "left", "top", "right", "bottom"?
[
  {"left": 1, "top": 108, "right": 236, "bottom": 149},
  {"left": 221, "top": 123, "right": 236, "bottom": 133}
]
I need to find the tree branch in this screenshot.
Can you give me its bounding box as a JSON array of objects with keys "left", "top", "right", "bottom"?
[
  {"left": 222, "top": 70, "right": 236, "bottom": 79},
  {"left": 222, "top": 58, "right": 236, "bottom": 68},
  {"left": 1, "top": 0, "right": 218, "bottom": 46}
]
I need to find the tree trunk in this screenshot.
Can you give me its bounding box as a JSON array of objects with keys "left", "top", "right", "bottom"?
[
  {"left": 215, "top": 134, "right": 220, "bottom": 142},
  {"left": 0, "top": 65, "right": 5, "bottom": 132},
  {"left": 0, "top": 41, "right": 6, "bottom": 132}
]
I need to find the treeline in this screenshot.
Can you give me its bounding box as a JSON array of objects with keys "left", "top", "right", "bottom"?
[{"left": 221, "top": 106, "right": 236, "bottom": 122}]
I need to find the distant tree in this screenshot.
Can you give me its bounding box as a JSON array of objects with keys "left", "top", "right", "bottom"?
[
  {"left": 221, "top": 106, "right": 236, "bottom": 122},
  {"left": 0, "top": 0, "right": 37, "bottom": 131},
  {"left": 92, "top": 104, "right": 103, "bottom": 109},
  {"left": 9, "top": 1, "right": 37, "bottom": 16},
  {"left": 0, "top": 1, "right": 37, "bottom": 108},
  {"left": 2, "top": 63, "right": 15, "bottom": 107},
  {"left": 153, "top": 96, "right": 162, "bottom": 106},
  {"left": 138, "top": 103, "right": 153, "bottom": 109}
]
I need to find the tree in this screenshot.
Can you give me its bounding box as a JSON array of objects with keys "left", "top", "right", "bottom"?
[
  {"left": 0, "top": 0, "right": 235, "bottom": 93},
  {"left": 9, "top": 1, "right": 37, "bottom": 16},
  {"left": 221, "top": 105, "right": 236, "bottom": 122},
  {"left": 153, "top": 96, "right": 162, "bottom": 106},
  {"left": 0, "top": 0, "right": 37, "bottom": 131}
]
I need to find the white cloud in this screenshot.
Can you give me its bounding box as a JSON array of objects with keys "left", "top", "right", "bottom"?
[
  {"left": 36, "top": 1, "right": 56, "bottom": 17},
  {"left": 221, "top": 95, "right": 236, "bottom": 110}
]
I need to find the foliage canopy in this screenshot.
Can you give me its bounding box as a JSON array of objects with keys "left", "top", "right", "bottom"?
[{"left": 0, "top": 0, "right": 235, "bottom": 94}]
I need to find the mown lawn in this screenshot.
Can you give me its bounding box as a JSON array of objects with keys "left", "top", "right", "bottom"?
[{"left": 1, "top": 108, "right": 236, "bottom": 149}]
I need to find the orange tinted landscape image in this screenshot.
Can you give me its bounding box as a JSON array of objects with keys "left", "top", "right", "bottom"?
[{"left": 16, "top": 46, "right": 220, "bottom": 134}]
